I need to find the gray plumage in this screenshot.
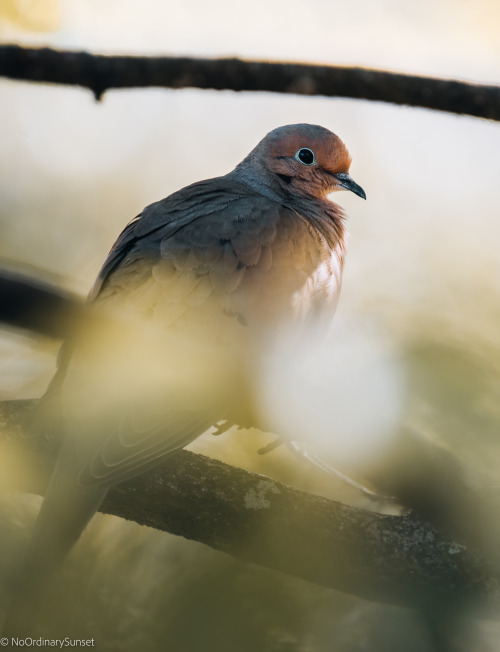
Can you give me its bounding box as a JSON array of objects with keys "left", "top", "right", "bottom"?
[{"left": 6, "top": 123, "right": 365, "bottom": 630}]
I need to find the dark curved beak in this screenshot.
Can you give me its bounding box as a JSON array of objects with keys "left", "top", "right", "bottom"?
[{"left": 333, "top": 172, "right": 366, "bottom": 200}]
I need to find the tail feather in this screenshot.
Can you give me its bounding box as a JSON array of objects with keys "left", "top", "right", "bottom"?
[{"left": 4, "top": 458, "right": 107, "bottom": 635}]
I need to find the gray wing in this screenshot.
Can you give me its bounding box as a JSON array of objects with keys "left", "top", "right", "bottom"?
[
  {"left": 89, "top": 177, "right": 278, "bottom": 301},
  {"left": 63, "top": 178, "right": 289, "bottom": 488}
]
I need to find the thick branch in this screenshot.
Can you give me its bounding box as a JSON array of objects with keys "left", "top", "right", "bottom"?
[
  {"left": 0, "top": 45, "right": 499, "bottom": 120},
  {"left": 1, "top": 399, "right": 499, "bottom": 616}
]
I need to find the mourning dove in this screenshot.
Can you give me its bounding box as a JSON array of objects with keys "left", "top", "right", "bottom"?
[{"left": 8, "top": 123, "right": 365, "bottom": 623}]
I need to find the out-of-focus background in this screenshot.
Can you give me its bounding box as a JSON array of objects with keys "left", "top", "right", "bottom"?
[{"left": 1, "top": 0, "right": 500, "bottom": 650}]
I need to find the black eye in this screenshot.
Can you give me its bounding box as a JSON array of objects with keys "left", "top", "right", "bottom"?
[{"left": 295, "top": 148, "right": 316, "bottom": 166}]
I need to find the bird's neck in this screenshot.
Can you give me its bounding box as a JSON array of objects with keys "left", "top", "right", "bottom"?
[
  {"left": 227, "top": 160, "right": 286, "bottom": 202},
  {"left": 228, "top": 159, "right": 347, "bottom": 253}
]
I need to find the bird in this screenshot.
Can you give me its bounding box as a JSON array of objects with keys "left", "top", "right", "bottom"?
[{"left": 6, "top": 123, "right": 365, "bottom": 627}]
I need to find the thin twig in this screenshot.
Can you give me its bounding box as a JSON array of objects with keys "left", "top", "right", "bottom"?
[{"left": 0, "top": 45, "right": 499, "bottom": 120}]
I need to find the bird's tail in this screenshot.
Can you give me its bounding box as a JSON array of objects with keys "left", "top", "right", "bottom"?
[{"left": 4, "top": 455, "right": 107, "bottom": 635}]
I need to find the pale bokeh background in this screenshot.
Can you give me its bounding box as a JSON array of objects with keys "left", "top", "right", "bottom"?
[{"left": 1, "top": 0, "right": 500, "bottom": 650}]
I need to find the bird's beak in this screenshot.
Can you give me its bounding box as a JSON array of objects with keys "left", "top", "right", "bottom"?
[{"left": 332, "top": 172, "right": 366, "bottom": 200}]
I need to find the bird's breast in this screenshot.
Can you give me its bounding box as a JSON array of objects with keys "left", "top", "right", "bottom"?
[{"left": 223, "top": 214, "right": 345, "bottom": 346}]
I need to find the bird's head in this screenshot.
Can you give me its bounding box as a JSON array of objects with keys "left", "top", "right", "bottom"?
[{"left": 247, "top": 123, "right": 366, "bottom": 201}]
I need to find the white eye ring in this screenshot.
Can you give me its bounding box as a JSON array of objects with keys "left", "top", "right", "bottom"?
[{"left": 295, "top": 148, "right": 317, "bottom": 166}]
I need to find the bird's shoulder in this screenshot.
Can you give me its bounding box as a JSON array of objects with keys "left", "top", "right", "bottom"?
[{"left": 90, "top": 176, "right": 285, "bottom": 302}]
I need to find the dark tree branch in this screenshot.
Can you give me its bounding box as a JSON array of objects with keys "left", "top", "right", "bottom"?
[
  {"left": 1, "top": 398, "right": 499, "bottom": 617},
  {"left": 0, "top": 45, "right": 499, "bottom": 120},
  {"left": 0, "top": 269, "right": 84, "bottom": 339}
]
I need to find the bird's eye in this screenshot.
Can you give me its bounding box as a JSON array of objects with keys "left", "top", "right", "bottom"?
[{"left": 295, "top": 148, "right": 316, "bottom": 166}]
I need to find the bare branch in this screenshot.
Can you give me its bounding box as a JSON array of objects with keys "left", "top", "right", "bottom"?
[
  {"left": 0, "top": 45, "right": 499, "bottom": 120},
  {"left": 1, "top": 398, "right": 499, "bottom": 616},
  {"left": 0, "top": 268, "right": 83, "bottom": 339}
]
